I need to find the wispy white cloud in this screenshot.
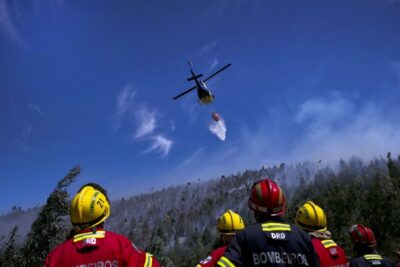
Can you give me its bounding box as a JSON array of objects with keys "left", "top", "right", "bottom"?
[
  {"left": 17, "top": 123, "right": 32, "bottom": 152},
  {"left": 0, "top": 0, "right": 25, "bottom": 46},
  {"left": 170, "top": 120, "right": 176, "bottom": 131},
  {"left": 200, "top": 40, "right": 218, "bottom": 54},
  {"left": 142, "top": 135, "right": 173, "bottom": 157},
  {"left": 176, "top": 148, "right": 205, "bottom": 169},
  {"left": 210, "top": 58, "right": 219, "bottom": 70},
  {"left": 112, "top": 86, "right": 136, "bottom": 132},
  {"left": 113, "top": 86, "right": 173, "bottom": 157},
  {"left": 28, "top": 104, "right": 42, "bottom": 115},
  {"left": 116, "top": 86, "right": 136, "bottom": 116},
  {"left": 134, "top": 107, "right": 156, "bottom": 139},
  {"left": 0, "top": 0, "right": 68, "bottom": 46},
  {"left": 25, "top": 123, "right": 32, "bottom": 135}
]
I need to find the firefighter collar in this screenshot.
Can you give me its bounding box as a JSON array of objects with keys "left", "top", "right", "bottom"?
[
  {"left": 73, "top": 229, "right": 106, "bottom": 250},
  {"left": 73, "top": 230, "right": 106, "bottom": 243},
  {"left": 262, "top": 222, "right": 291, "bottom": 241}
]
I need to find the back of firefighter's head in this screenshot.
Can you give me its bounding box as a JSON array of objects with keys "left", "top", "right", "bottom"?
[
  {"left": 295, "top": 201, "right": 327, "bottom": 232},
  {"left": 350, "top": 224, "right": 377, "bottom": 255},
  {"left": 70, "top": 183, "right": 111, "bottom": 230},
  {"left": 217, "top": 210, "right": 245, "bottom": 245},
  {"left": 248, "top": 178, "right": 286, "bottom": 222}
]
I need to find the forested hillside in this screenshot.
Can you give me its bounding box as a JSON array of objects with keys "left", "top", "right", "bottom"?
[
  {"left": 1, "top": 154, "right": 399, "bottom": 266},
  {"left": 289, "top": 154, "right": 400, "bottom": 259},
  {"left": 0, "top": 206, "right": 40, "bottom": 246}
]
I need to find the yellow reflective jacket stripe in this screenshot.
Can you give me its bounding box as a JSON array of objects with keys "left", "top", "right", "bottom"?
[
  {"left": 262, "top": 222, "right": 290, "bottom": 228},
  {"left": 321, "top": 239, "right": 337, "bottom": 248},
  {"left": 364, "top": 254, "right": 382, "bottom": 260},
  {"left": 262, "top": 228, "right": 291, "bottom": 231},
  {"left": 262, "top": 222, "right": 291, "bottom": 232},
  {"left": 144, "top": 253, "right": 153, "bottom": 267},
  {"left": 73, "top": 230, "right": 106, "bottom": 242},
  {"left": 217, "top": 256, "right": 235, "bottom": 267}
]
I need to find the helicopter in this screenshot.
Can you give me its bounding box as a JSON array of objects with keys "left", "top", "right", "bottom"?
[{"left": 173, "top": 61, "right": 231, "bottom": 104}]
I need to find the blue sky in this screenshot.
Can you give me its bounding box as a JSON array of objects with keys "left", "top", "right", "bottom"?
[{"left": 1, "top": 0, "right": 400, "bottom": 213}]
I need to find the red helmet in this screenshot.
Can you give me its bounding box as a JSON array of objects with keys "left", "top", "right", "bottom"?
[
  {"left": 248, "top": 179, "right": 286, "bottom": 216},
  {"left": 350, "top": 224, "right": 377, "bottom": 247}
]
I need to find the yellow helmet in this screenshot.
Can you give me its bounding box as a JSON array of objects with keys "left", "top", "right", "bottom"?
[
  {"left": 295, "top": 201, "right": 327, "bottom": 232},
  {"left": 70, "top": 185, "right": 110, "bottom": 229},
  {"left": 217, "top": 210, "right": 245, "bottom": 235}
]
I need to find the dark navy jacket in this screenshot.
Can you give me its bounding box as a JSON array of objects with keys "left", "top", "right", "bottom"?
[
  {"left": 217, "top": 221, "right": 320, "bottom": 267},
  {"left": 349, "top": 254, "right": 396, "bottom": 267}
]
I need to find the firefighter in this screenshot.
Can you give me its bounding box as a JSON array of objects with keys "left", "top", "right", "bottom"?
[
  {"left": 216, "top": 178, "right": 320, "bottom": 267},
  {"left": 197, "top": 210, "right": 245, "bottom": 267},
  {"left": 295, "top": 201, "right": 347, "bottom": 267},
  {"left": 44, "top": 183, "right": 160, "bottom": 267},
  {"left": 349, "top": 224, "right": 395, "bottom": 267}
]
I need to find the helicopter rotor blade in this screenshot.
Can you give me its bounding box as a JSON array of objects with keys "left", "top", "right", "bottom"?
[
  {"left": 173, "top": 85, "right": 197, "bottom": 100},
  {"left": 203, "top": 63, "right": 232, "bottom": 82}
]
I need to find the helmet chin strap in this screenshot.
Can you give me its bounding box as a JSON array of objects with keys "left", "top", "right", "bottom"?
[
  {"left": 254, "top": 212, "right": 282, "bottom": 223},
  {"left": 354, "top": 244, "right": 376, "bottom": 256},
  {"left": 71, "top": 225, "right": 84, "bottom": 235},
  {"left": 72, "top": 214, "right": 106, "bottom": 234},
  {"left": 72, "top": 224, "right": 100, "bottom": 235}
]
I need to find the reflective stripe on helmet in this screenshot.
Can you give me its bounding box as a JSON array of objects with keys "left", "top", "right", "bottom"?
[
  {"left": 262, "top": 222, "right": 291, "bottom": 232},
  {"left": 217, "top": 256, "right": 235, "bottom": 267},
  {"left": 255, "top": 182, "right": 265, "bottom": 204},
  {"left": 73, "top": 230, "right": 105, "bottom": 243},
  {"left": 90, "top": 191, "right": 100, "bottom": 214},
  {"left": 350, "top": 224, "right": 377, "bottom": 246},
  {"left": 70, "top": 185, "right": 111, "bottom": 230},
  {"left": 278, "top": 186, "right": 284, "bottom": 209},
  {"left": 217, "top": 210, "right": 245, "bottom": 233},
  {"left": 248, "top": 179, "right": 286, "bottom": 216},
  {"left": 248, "top": 200, "right": 269, "bottom": 213},
  {"left": 321, "top": 239, "right": 337, "bottom": 249},
  {"left": 227, "top": 210, "right": 234, "bottom": 231},
  {"left": 295, "top": 201, "right": 327, "bottom": 232}
]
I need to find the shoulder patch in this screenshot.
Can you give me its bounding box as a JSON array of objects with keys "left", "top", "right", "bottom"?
[
  {"left": 200, "top": 255, "right": 212, "bottom": 264},
  {"left": 321, "top": 239, "right": 337, "bottom": 248}
]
